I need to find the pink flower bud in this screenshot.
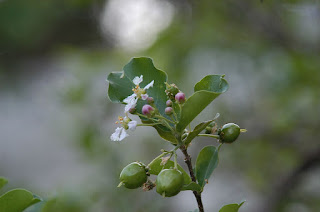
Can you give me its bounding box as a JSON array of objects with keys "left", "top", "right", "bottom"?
[
  {"left": 175, "top": 92, "right": 185, "bottom": 104},
  {"left": 142, "top": 104, "right": 154, "bottom": 116},
  {"left": 166, "top": 100, "right": 172, "bottom": 107},
  {"left": 165, "top": 107, "right": 173, "bottom": 115}
]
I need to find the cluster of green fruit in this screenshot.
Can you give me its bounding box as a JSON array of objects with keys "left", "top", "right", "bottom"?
[
  {"left": 119, "top": 162, "right": 183, "bottom": 197},
  {"left": 118, "top": 123, "right": 241, "bottom": 197}
]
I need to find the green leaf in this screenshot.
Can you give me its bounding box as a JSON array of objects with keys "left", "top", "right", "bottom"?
[
  {"left": 195, "top": 145, "right": 219, "bottom": 187},
  {"left": 107, "top": 57, "right": 178, "bottom": 143},
  {"left": 176, "top": 75, "right": 228, "bottom": 132},
  {"left": 181, "top": 182, "right": 202, "bottom": 192},
  {"left": 148, "top": 157, "right": 191, "bottom": 185},
  {"left": 0, "top": 177, "right": 8, "bottom": 190},
  {"left": 184, "top": 120, "right": 214, "bottom": 145},
  {"left": 107, "top": 57, "right": 168, "bottom": 115},
  {"left": 153, "top": 125, "right": 178, "bottom": 144},
  {"left": 0, "top": 189, "right": 41, "bottom": 212},
  {"left": 219, "top": 201, "right": 245, "bottom": 212},
  {"left": 107, "top": 72, "right": 133, "bottom": 104}
]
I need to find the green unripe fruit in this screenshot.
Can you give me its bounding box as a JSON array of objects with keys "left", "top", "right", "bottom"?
[
  {"left": 119, "top": 162, "right": 148, "bottom": 189},
  {"left": 219, "top": 123, "right": 240, "bottom": 143},
  {"left": 156, "top": 169, "right": 184, "bottom": 197}
]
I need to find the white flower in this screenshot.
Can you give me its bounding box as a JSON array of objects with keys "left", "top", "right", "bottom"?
[
  {"left": 123, "top": 75, "right": 154, "bottom": 112},
  {"left": 128, "top": 120, "right": 137, "bottom": 131},
  {"left": 143, "top": 79, "right": 154, "bottom": 90},
  {"left": 133, "top": 75, "right": 143, "bottom": 85},
  {"left": 123, "top": 94, "right": 138, "bottom": 113},
  {"left": 110, "top": 127, "right": 129, "bottom": 141},
  {"left": 110, "top": 116, "right": 137, "bottom": 141}
]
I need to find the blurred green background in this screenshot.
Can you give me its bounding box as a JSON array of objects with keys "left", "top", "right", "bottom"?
[{"left": 0, "top": 0, "right": 320, "bottom": 211}]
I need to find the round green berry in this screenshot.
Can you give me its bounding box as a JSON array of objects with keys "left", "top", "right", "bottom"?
[
  {"left": 156, "top": 169, "right": 184, "bottom": 197},
  {"left": 119, "top": 162, "right": 148, "bottom": 189},
  {"left": 219, "top": 123, "right": 241, "bottom": 143}
]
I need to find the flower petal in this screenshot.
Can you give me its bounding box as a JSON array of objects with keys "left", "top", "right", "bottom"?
[
  {"left": 124, "top": 97, "right": 138, "bottom": 113},
  {"left": 128, "top": 121, "right": 137, "bottom": 131},
  {"left": 144, "top": 80, "right": 154, "bottom": 90},
  {"left": 110, "top": 127, "right": 129, "bottom": 141},
  {"left": 133, "top": 75, "right": 143, "bottom": 85},
  {"left": 141, "top": 94, "right": 148, "bottom": 100},
  {"left": 123, "top": 93, "right": 136, "bottom": 103}
]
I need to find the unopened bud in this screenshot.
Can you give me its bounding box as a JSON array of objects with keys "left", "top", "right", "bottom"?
[
  {"left": 166, "top": 100, "right": 173, "bottom": 107},
  {"left": 175, "top": 92, "right": 186, "bottom": 104},
  {"left": 165, "top": 107, "right": 173, "bottom": 115},
  {"left": 142, "top": 104, "right": 155, "bottom": 116}
]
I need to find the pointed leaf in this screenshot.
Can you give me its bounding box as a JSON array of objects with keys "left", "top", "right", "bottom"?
[
  {"left": 181, "top": 182, "right": 202, "bottom": 192},
  {"left": 0, "top": 177, "right": 8, "bottom": 190},
  {"left": 148, "top": 158, "right": 191, "bottom": 184},
  {"left": 219, "top": 201, "right": 245, "bottom": 212},
  {"left": 195, "top": 145, "right": 219, "bottom": 187},
  {"left": 0, "top": 189, "right": 41, "bottom": 212},
  {"left": 176, "top": 75, "right": 228, "bottom": 132},
  {"left": 184, "top": 120, "right": 214, "bottom": 145}
]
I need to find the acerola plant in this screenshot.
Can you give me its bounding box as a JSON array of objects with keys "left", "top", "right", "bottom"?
[{"left": 107, "top": 57, "right": 246, "bottom": 212}]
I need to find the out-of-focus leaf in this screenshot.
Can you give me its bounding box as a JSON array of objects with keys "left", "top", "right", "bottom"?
[
  {"left": 0, "top": 177, "right": 8, "bottom": 190},
  {"left": 0, "top": 189, "right": 41, "bottom": 212},
  {"left": 219, "top": 201, "right": 245, "bottom": 212}
]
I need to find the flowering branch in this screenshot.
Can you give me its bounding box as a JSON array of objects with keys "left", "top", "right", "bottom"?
[{"left": 107, "top": 57, "right": 246, "bottom": 212}]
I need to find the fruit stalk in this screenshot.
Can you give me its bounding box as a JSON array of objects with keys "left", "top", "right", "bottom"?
[{"left": 180, "top": 145, "right": 204, "bottom": 212}]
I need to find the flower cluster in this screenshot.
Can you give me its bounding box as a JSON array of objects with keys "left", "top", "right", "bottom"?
[
  {"left": 110, "top": 75, "right": 186, "bottom": 142},
  {"left": 110, "top": 75, "right": 154, "bottom": 141},
  {"left": 123, "top": 75, "right": 154, "bottom": 113}
]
